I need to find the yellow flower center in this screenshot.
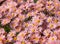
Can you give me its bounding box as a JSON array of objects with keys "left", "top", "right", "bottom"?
[
  {"left": 0, "top": 38, "right": 2, "bottom": 41},
  {"left": 13, "top": 37, "right": 17, "bottom": 41},
  {"left": 36, "top": 19, "right": 40, "bottom": 23},
  {"left": 50, "top": 24, "right": 54, "bottom": 28},
  {"left": 27, "top": 13, "right": 31, "bottom": 17},
  {"left": 32, "top": 29, "right": 35, "bottom": 32},
  {"left": 21, "top": 41, "right": 25, "bottom": 44},
  {"left": 25, "top": 23, "right": 28, "bottom": 27},
  {"left": 34, "top": 37, "right": 39, "bottom": 41},
  {"left": 58, "top": 11, "right": 60, "bottom": 15},
  {"left": 51, "top": 38, "right": 55, "bottom": 40},
  {"left": 54, "top": 19, "right": 58, "bottom": 23}
]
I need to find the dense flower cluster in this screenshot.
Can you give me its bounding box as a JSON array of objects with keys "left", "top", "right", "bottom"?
[{"left": 0, "top": 0, "right": 60, "bottom": 44}]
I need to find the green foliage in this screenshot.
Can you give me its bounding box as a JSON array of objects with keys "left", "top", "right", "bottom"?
[
  {"left": 0, "top": 22, "right": 2, "bottom": 27},
  {"left": 0, "top": 22, "right": 11, "bottom": 33},
  {"left": 43, "top": 9, "right": 55, "bottom": 17},
  {"left": 24, "top": 0, "right": 27, "bottom": 2},
  {"left": 4, "top": 24, "right": 11, "bottom": 33},
  {"left": 16, "top": 32, "right": 19, "bottom": 36},
  {"left": 24, "top": 16, "right": 32, "bottom": 22},
  {"left": 34, "top": 0, "right": 38, "bottom": 3}
]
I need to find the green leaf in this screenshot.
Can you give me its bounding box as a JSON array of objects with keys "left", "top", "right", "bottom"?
[
  {"left": 24, "top": 16, "right": 32, "bottom": 22},
  {"left": 11, "top": 42, "right": 14, "bottom": 44},
  {"left": 34, "top": 0, "right": 38, "bottom": 3},
  {"left": 0, "top": 22, "right": 11, "bottom": 33},
  {"left": 4, "top": 24, "right": 11, "bottom": 33},
  {"left": 16, "top": 32, "right": 19, "bottom": 36},
  {"left": 24, "top": 0, "right": 27, "bottom": 2},
  {"left": 0, "top": 22, "right": 2, "bottom": 27},
  {"left": 43, "top": 9, "right": 55, "bottom": 17}
]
